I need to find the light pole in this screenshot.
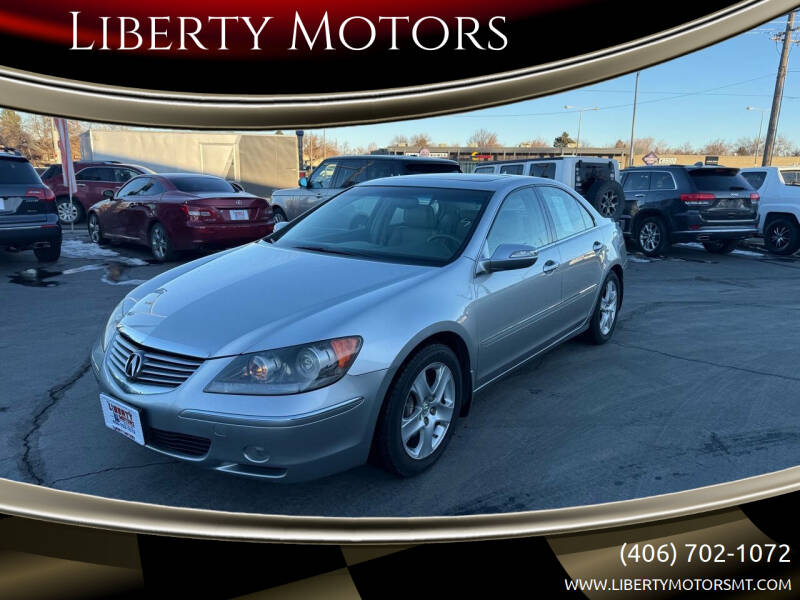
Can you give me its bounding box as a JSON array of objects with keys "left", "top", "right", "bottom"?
[
  {"left": 746, "top": 106, "right": 767, "bottom": 167},
  {"left": 564, "top": 105, "right": 598, "bottom": 152},
  {"left": 629, "top": 72, "right": 640, "bottom": 167}
]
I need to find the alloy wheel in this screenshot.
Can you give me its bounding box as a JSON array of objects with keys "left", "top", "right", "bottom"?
[
  {"left": 639, "top": 222, "right": 661, "bottom": 253},
  {"left": 151, "top": 226, "right": 167, "bottom": 260},
  {"left": 88, "top": 215, "right": 100, "bottom": 243},
  {"left": 57, "top": 201, "right": 79, "bottom": 224},
  {"left": 400, "top": 362, "right": 455, "bottom": 460},
  {"left": 273, "top": 210, "right": 286, "bottom": 223},
  {"left": 769, "top": 224, "right": 790, "bottom": 251},
  {"left": 599, "top": 191, "right": 618, "bottom": 218},
  {"left": 599, "top": 279, "right": 618, "bottom": 335}
]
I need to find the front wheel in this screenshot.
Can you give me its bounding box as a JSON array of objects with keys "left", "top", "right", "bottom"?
[
  {"left": 87, "top": 213, "right": 107, "bottom": 244},
  {"left": 150, "top": 223, "right": 176, "bottom": 262},
  {"left": 584, "top": 271, "right": 621, "bottom": 345},
  {"left": 272, "top": 207, "right": 287, "bottom": 224},
  {"left": 635, "top": 216, "right": 668, "bottom": 257},
  {"left": 763, "top": 217, "right": 800, "bottom": 256},
  {"left": 702, "top": 240, "right": 738, "bottom": 254},
  {"left": 374, "top": 345, "right": 462, "bottom": 477}
]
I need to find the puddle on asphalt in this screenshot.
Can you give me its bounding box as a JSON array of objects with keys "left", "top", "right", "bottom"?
[{"left": 8, "top": 261, "right": 146, "bottom": 288}]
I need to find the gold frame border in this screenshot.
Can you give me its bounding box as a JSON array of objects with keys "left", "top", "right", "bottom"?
[
  {"left": 0, "top": 0, "right": 794, "bottom": 128},
  {"left": 1, "top": 466, "right": 800, "bottom": 543}
]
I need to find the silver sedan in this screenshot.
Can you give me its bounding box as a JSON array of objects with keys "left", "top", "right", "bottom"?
[{"left": 91, "top": 174, "right": 626, "bottom": 482}]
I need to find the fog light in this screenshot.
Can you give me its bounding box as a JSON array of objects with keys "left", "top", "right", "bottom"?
[{"left": 243, "top": 445, "right": 270, "bottom": 463}]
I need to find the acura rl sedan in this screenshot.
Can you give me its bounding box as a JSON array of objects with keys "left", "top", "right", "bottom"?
[{"left": 91, "top": 174, "right": 626, "bottom": 482}]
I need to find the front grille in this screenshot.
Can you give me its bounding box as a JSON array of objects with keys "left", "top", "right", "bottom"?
[
  {"left": 148, "top": 428, "right": 211, "bottom": 457},
  {"left": 109, "top": 334, "right": 203, "bottom": 388}
]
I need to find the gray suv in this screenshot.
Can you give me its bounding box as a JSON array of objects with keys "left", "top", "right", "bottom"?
[
  {"left": 0, "top": 149, "right": 61, "bottom": 262},
  {"left": 270, "top": 155, "right": 461, "bottom": 222}
]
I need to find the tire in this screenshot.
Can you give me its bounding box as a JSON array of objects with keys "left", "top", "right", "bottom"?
[
  {"left": 585, "top": 271, "right": 621, "bottom": 345},
  {"left": 763, "top": 217, "right": 800, "bottom": 256},
  {"left": 149, "top": 222, "right": 176, "bottom": 262},
  {"left": 586, "top": 179, "right": 625, "bottom": 220},
  {"left": 87, "top": 213, "right": 107, "bottom": 244},
  {"left": 635, "top": 215, "right": 668, "bottom": 257},
  {"left": 702, "top": 239, "right": 738, "bottom": 254},
  {"left": 34, "top": 241, "right": 61, "bottom": 263},
  {"left": 374, "top": 344, "right": 463, "bottom": 477},
  {"left": 272, "top": 207, "right": 287, "bottom": 224},
  {"left": 56, "top": 198, "right": 84, "bottom": 225}
]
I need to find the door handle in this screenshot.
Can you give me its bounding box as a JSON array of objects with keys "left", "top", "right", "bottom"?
[
  {"left": 593, "top": 241, "right": 604, "bottom": 252},
  {"left": 543, "top": 260, "right": 559, "bottom": 274},
  {"left": 77, "top": 183, "right": 87, "bottom": 188},
  {"left": 634, "top": 193, "right": 646, "bottom": 198}
]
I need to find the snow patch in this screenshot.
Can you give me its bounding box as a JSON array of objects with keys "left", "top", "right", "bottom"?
[{"left": 60, "top": 239, "right": 147, "bottom": 266}]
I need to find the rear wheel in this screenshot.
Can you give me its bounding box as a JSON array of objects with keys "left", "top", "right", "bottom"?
[
  {"left": 374, "top": 344, "right": 462, "bottom": 477},
  {"left": 635, "top": 215, "right": 668, "bottom": 257},
  {"left": 34, "top": 242, "right": 61, "bottom": 263},
  {"left": 272, "top": 207, "right": 287, "bottom": 224},
  {"left": 149, "top": 223, "right": 176, "bottom": 262},
  {"left": 702, "top": 240, "right": 738, "bottom": 254},
  {"left": 56, "top": 198, "right": 84, "bottom": 225},
  {"left": 87, "top": 213, "right": 107, "bottom": 244},
  {"left": 586, "top": 179, "right": 625, "bottom": 220},
  {"left": 763, "top": 217, "right": 800, "bottom": 256}
]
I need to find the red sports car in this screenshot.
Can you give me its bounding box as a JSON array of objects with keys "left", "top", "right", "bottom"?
[{"left": 87, "top": 173, "right": 274, "bottom": 261}]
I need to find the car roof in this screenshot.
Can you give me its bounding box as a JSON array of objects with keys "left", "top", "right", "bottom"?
[
  {"left": 322, "top": 154, "right": 458, "bottom": 164},
  {"left": 476, "top": 156, "right": 614, "bottom": 165},
  {"left": 155, "top": 172, "right": 226, "bottom": 179},
  {"left": 358, "top": 173, "right": 564, "bottom": 192}
]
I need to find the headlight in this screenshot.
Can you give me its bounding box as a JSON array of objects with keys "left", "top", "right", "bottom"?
[
  {"left": 102, "top": 297, "right": 136, "bottom": 351},
  {"left": 205, "top": 336, "right": 362, "bottom": 395}
]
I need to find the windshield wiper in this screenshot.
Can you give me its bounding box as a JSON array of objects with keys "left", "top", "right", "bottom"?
[{"left": 292, "top": 245, "right": 359, "bottom": 257}]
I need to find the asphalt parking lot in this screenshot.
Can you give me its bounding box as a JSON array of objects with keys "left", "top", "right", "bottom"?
[{"left": 2, "top": 234, "right": 800, "bottom": 517}]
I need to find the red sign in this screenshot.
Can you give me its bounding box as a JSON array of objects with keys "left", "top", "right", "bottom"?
[{"left": 642, "top": 151, "right": 658, "bottom": 166}]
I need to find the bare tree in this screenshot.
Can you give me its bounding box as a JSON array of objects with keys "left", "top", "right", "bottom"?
[
  {"left": 466, "top": 128, "right": 500, "bottom": 148},
  {"left": 700, "top": 139, "right": 731, "bottom": 155},
  {"left": 389, "top": 134, "right": 408, "bottom": 146},
  {"left": 632, "top": 137, "right": 655, "bottom": 154},
  {"left": 303, "top": 132, "right": 339, "bottom": 164},
  {"left": 520, "top": 137, "right": 549, "bottom": 147},
  {"left": 410, "top": 133, "right": 432, "bottom": 148}
]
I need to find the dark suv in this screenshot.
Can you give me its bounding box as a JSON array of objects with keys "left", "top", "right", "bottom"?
[
  {"left": 0, "top": 149, "right": 61, "bottom": 262},
  {"left": 621, "top": 166, "right": 760, "bottom": 256},
  {"left": 41, "top": 161, "right": 153, "bottom": 225},
  {"left": 270, "top": 155, "right": 461, "bottom": 221}
]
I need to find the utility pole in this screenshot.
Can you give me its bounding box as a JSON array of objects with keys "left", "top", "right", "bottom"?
[
  {"left": 762, "top": 10, "right": 797, "bottom": 166},
  {"left": 629, "top": 71, "right": 640, "bottom": 167}
]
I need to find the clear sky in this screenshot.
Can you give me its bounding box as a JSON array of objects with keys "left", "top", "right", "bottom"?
[{"left": 313, "top": 15, "right": 800, "bottom": 150}]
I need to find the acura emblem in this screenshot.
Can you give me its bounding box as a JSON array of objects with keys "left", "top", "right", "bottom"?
[
  {"left": 236, "top": 199, "right": 243, "bottom": 206},
  {"left": 124, "top": 351, "right": 145, "bottom": 380}
]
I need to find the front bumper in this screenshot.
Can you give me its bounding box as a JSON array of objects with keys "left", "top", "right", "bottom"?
[{"left": 91, "top": 337, "right": 389, "bottom": 482}]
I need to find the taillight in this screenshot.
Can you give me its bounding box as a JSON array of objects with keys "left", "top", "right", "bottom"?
[
  {"left": 750, "top": 192, "right": 760, "bottom": 203},
  {"left": 181, "top": 204, "right": 217, "bottom": 222},
  {"left": 27, "top": 187, "right": 54, "bottom": 202},
  {"left": 680, "top": 193, "right": 715, "bottom": 207}
]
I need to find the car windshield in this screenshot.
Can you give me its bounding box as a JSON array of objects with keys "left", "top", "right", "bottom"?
[
  {"left": 170, "top": 176, "right": 236, "bottom": 193},
  {"left": 0, "top": 159, "right": 41, "bottom": 184},
  {"left": 270, "top": 185, "right": 492, "bottom": 266}
]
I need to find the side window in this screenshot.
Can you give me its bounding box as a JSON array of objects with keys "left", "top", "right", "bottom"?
[
  {"left": 623, "top": 172, "right": 650, "bottom": 192},
  {"left": 484, "top": 187, "right": 550, "bottom": 256},
  {"left": 530, "top": 163, "right": 555, "bottom": 178},
  {"left": 741, "top": 171, "right": 767, "bottom": 189},
  {"left": 650, "top": 172, "right": 676, "bottom": 190},
  {"left": 368, "top": 160, "right": 402, "bottom": 179},
  {"left": 113, "top": 168, "right": 139, "bottom": 183},
  {"left": 499, "top": 164, "right": 524, "bottom": 175},
  {"left": 334, "top": 159, "right": 369, "bottom": 188},
  {"left": 117, "top": 178, "right": 148, "bottom": 197},
  {"left": 538, "top": 186, "right": 591, "bottom": 240},
  {"left": 474, "top": 166, "right": 494, "bottom": 174},
  {"left": 137, "top": 179, "right": 164, "bottom": 196},
  {"left": 76, "top": 167, "right": 114, "bottom": 182},
  {"left": 782, "top": 170, "right": 800, "bottom": 186},
  {"left": 309, "top": 161, "right": 339, "bottom": 189}
]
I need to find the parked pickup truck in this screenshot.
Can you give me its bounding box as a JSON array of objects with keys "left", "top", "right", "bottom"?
[{"left": 741, "top": 167, "right": 800, "bottom": 255}]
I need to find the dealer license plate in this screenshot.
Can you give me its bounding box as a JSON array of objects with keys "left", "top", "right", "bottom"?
[
  {"left": 100, "top": 394, "right": 145, "bottom": 445},
  {"left": 229, "top": 209, "right": 249, "bottom": 221}
]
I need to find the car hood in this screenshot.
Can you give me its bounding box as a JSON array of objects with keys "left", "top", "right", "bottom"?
[
  {"left": 270, "top": 187, "right": 301, "bottom": 197},
  {"left": 118, "top": 242, "right": 430, "bottom": 358}
]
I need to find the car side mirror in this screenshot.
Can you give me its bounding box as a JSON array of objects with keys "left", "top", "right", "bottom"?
[
  {"left": 479, "top": 244, "right": 538, "bottom": 273},
  {"left": 102, "top": 189, "right": 115, "bottom": 200},
  {"left": 273, "top": 221, "right": 289, "bottom": 233},
  {"left": 299, "top": 177, "right": 309, "bottom": 188}
]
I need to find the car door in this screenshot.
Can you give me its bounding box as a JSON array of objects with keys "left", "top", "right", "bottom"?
[
  {"left": 75, "top": 166, "right": 116, "bottom": 210},
  {"left": 537, "top": 185, "right": 604, "bottom": 331},
  {"left": 107, "top": 177, "right": 149, "bottom": 236},
  {"left": 289, "top": 159, "right": 340, "bottom": 219},
  {"left": 124, "top": 178, "right": 164, "bottom": 240},
  {"left": 472, "top": 186, "right": 563, "bottom": 384},
  {"left": 622, "top": 170, "right": 651, "bottom": 211}
]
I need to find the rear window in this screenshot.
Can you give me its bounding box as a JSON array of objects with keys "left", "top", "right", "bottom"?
[
  {"left": 782, "top": 170, "right": 800, "bottom": 186},
  {"left": 171, "top": 176, "right": 236, "bottom": 193},
  {"left": 741, "top": 171, "right": 767, "bottom": 190},
  {"left": 403, "top": 162, "right": 460, "bottom": 174},
  {"left": 688, "top": 168, "right": 751, "bottom": 191},
  {"left": 40, "top": 165, "right": 61, "bottom": 180},
  {"left": 0, "top": 158, "right": 41, "bottom": 184}
]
